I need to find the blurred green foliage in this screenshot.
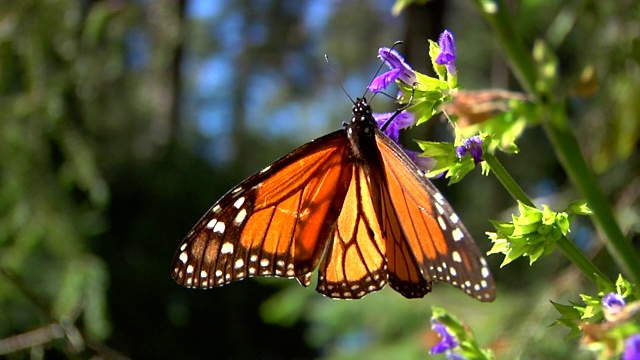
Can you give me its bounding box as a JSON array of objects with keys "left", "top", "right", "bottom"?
[{"left": 0, "top": 0, "right": 638, "bottom": 359}]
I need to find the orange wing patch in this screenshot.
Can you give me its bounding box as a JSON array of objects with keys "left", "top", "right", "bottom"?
[
  {"left": 172, "top": 133, "right": 351, "bottom": 290},
  {"left": 375, "top": 132, "right": 495, "bottom": 302},
  {"left": 316, "top": 166, "right": 387, "bottom": 299},
  {"left": 379, "top": 181, "right": 432, "bottom": 298}
]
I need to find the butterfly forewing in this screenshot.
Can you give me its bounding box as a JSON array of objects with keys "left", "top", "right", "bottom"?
[
  {"left": 375, "top": 131, "right": 495, "bottom": 302},
  {"left": 172, "top": 131, "right": 352, "bottom": 289}
]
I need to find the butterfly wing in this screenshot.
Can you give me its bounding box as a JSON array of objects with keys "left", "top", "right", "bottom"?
[
  {"left": 316, "top": 165, "right": 388, "bottom": 299},
  {"left": 375, "top": 129, "right": 496, "bottom": 302},
  {"left": 172, "top": 130, "right": 353, "bottom": 289}
]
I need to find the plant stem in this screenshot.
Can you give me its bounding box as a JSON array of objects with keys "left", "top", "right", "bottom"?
[
  {"left": 484, "top": 154, "right": 611, "bottom": 286},
  {"left": 472, "top": 0, "right": 640, "bottom": 283},
  {"left": 483, "top": 153, "right": 532, "bottom": 207},
  {"left": 543, "top": 105, "right": 640, "bottom": 282}
]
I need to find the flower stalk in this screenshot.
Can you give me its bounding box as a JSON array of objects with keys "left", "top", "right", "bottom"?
[{"left": 472, "top": 0, "right": 640, "bottom": 283}]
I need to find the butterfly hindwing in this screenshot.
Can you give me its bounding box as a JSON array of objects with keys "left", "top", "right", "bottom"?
[
  {"left": 375, "top": 130, "right": 495, "bottom": 302},
  {"left": 172, "top": 131, "right": 352, "bottom": 289},
  {"left": 316, "top": 165, "right": 388, "bottom": 299}
]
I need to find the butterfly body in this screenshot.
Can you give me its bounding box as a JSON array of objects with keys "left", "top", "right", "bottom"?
[{"left": 172, "top": 97, "right": 495, "bottom": 301}]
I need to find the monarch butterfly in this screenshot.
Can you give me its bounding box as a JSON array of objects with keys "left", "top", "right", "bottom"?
[{"left": 171, "top": 97, "right": 495, "bottom": 301}]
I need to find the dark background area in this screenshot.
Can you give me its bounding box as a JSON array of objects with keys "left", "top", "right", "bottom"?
[{"left": 0, "top": 0, "right": 638, "bottom": 359}]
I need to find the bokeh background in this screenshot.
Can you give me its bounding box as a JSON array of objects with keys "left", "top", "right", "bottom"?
[{"left": 1, "top": 0, "right": 639, "bottom": 359}]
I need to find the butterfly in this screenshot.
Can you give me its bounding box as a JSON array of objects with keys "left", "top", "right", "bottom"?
[{"left": 171, "top": 96, "right": 495, "bottom": 301}]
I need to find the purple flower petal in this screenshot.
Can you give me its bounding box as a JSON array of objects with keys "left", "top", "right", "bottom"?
[
  {"left": 430, "top": 321, "right": 458, "bottom": 354},
  {"left": 465, "top": 136, "right": 483, "bottom": 164},
  {"left": 404, "top": 149, "right": 435, "bottom": 173},
  {"left": 623, "top": 333, "right": 640, "bottom": 360},
  {"left": 393, "top": 110, "right": 415, "bottom": 129},
  {"left": 368, "top": 47, "right": 416, "bottom": 92},
  {"left": 602, "top": 292, "right": 626, "bottom": 310},
  {"left": 457, "top": 136, "right": 483, "bottom": 165},
  {"left": 373, "top": 110, "right": 415, "bottom": 144},
  {"left": 435, "top": 30, "right": 457, "bottom": 76},
  {"left": 455, "top": 146, "right": 468, "bottom": 159},
  {"left": 369, "top": 68, "right": 402, "bottom": 93},
  {"left": 373, "top": 112, "right": 400, "bottom": 143}
]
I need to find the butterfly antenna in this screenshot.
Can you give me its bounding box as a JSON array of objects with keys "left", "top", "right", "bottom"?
[
  {"left": 381, "top": 82, "right": 416, "bottom": 132},
  {"left": 363, "top": 40, "right": 405, "bottom": 100},
  {"left": 325, "top": 54, "right": 355, "bottom": 105}
]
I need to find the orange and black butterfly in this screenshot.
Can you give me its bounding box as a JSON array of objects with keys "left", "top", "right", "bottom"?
[{"left": 171, "top": 97, "right": 495, "bottom": 301}]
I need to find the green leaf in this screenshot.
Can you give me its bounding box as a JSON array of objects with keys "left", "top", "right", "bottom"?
[
  {"left": 567, "top": 200, "right": 593, "bottom": 215},
  {"left": 428, "top": 40, "right": 447, "bottom": 81}
]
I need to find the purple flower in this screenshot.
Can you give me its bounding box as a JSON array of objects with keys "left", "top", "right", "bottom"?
[
  {"left": 404, "top": 149, "right": 435, "bottom": 173},
  {"left": 368, "top": 47, "right": 416, "bottom": 93},
  {"left": 430, "top": 321, "right": 458, "bottom": 354},
  {"left": 456, "top": 136, "right": 483, "bottom": 164},
  {"left": 435, "top": 30, "right": 457, "bottom": 76},
  {"left": 623, "top": 333, "right": 640, "bottom": 360},
  {"left": 602, "top": 292, "right": 626, "bottom": 310},
  {"left": 602, "top": 292, "right": 626, "bottom": 321},
  {"left": 373, "top": 110, "right": 414, "bottom": 144}
]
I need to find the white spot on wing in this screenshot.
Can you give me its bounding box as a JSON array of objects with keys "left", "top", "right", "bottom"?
[
  {"left": 200, "top": 270, "right": 207, "bottom": 278},
  {"left": 179, "top": 252, "right": 188, "bottom": 264},
  {"left": 434, "top": 202, "right": 445, "bottom": 215},
  {"left": 221, "top": 242, "right": 234, "bottom": 254},
  {"left": 452, "top": 251, "right": 462, "bottom": 263},
  {"left": 260, "top": 259, "right": 269, "bottom": 267},
  {"left": 233, "top": 197, "right": 245, "bottom": 209},
  {"left": 235, "top": 259, "right": 244, "bottom": 269},
  {"left": 212, "top": 204, "right": 221, "bottom": 214},
  {"left": 231, "top": 187, "right": 243, "bottom": 197},
  {"left": 286, "top": 268, "right": 295, "bottom": 276},
  {"left": 450, "top": 213, "right": 459, "bottom": 224},
  {"left": 180, "top": 243, "right": 187, "bottom": 251},
  {"left": 481, "top": 267, "right": 490, "bottom": 279},
  {"left": 215, "top": 270, "right": 223, "bottom": 277},
  {"left": 259, "top": 165, "right": 271, "bottom": 174},
  {"left": 452, "top": 228, "right": 464, "bottom": 241},
  {"left": 206, "top": 219, "right": 217, "bottom": 229},
  {"left": 434, "top": 192, "right": 445, "bottom": 205},
  {"left": 186, "top": 265, "right": 194, "bottom": 274},
  {"left": 450, "top": 267, "right": 457, "bottom": 276},
  {"left": 213, "top": 221, "right": 226, "bottom": 234},
  {"left": 437, "top": 216, "right": 447, "bottom": 230},
  {"left": 234, "top": 209, "right": 247, "bottom": 224}
]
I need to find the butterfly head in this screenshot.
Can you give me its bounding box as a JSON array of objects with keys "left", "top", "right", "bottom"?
[
  {"left": 347, "top": 97, "right": 376, "bottom": 138},
  {"left": 351, "top": 97, "right": 373, "bottom": 123}
]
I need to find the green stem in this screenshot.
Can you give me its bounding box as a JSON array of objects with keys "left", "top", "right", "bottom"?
[
  {"left": 485, "top": 154, "right": 611, "bottom": 286},
  {"left": 484, "top": 153, "right": 532, "bottom": 207},
  {"left": 472, "top": 0, "right": 640, "bottom": 283},
  {"left": 543, "top": 105, "right": 640, "bottom": 282},
  {"left": 470, "top": 0, "right": 537, "bottom": 98}
]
